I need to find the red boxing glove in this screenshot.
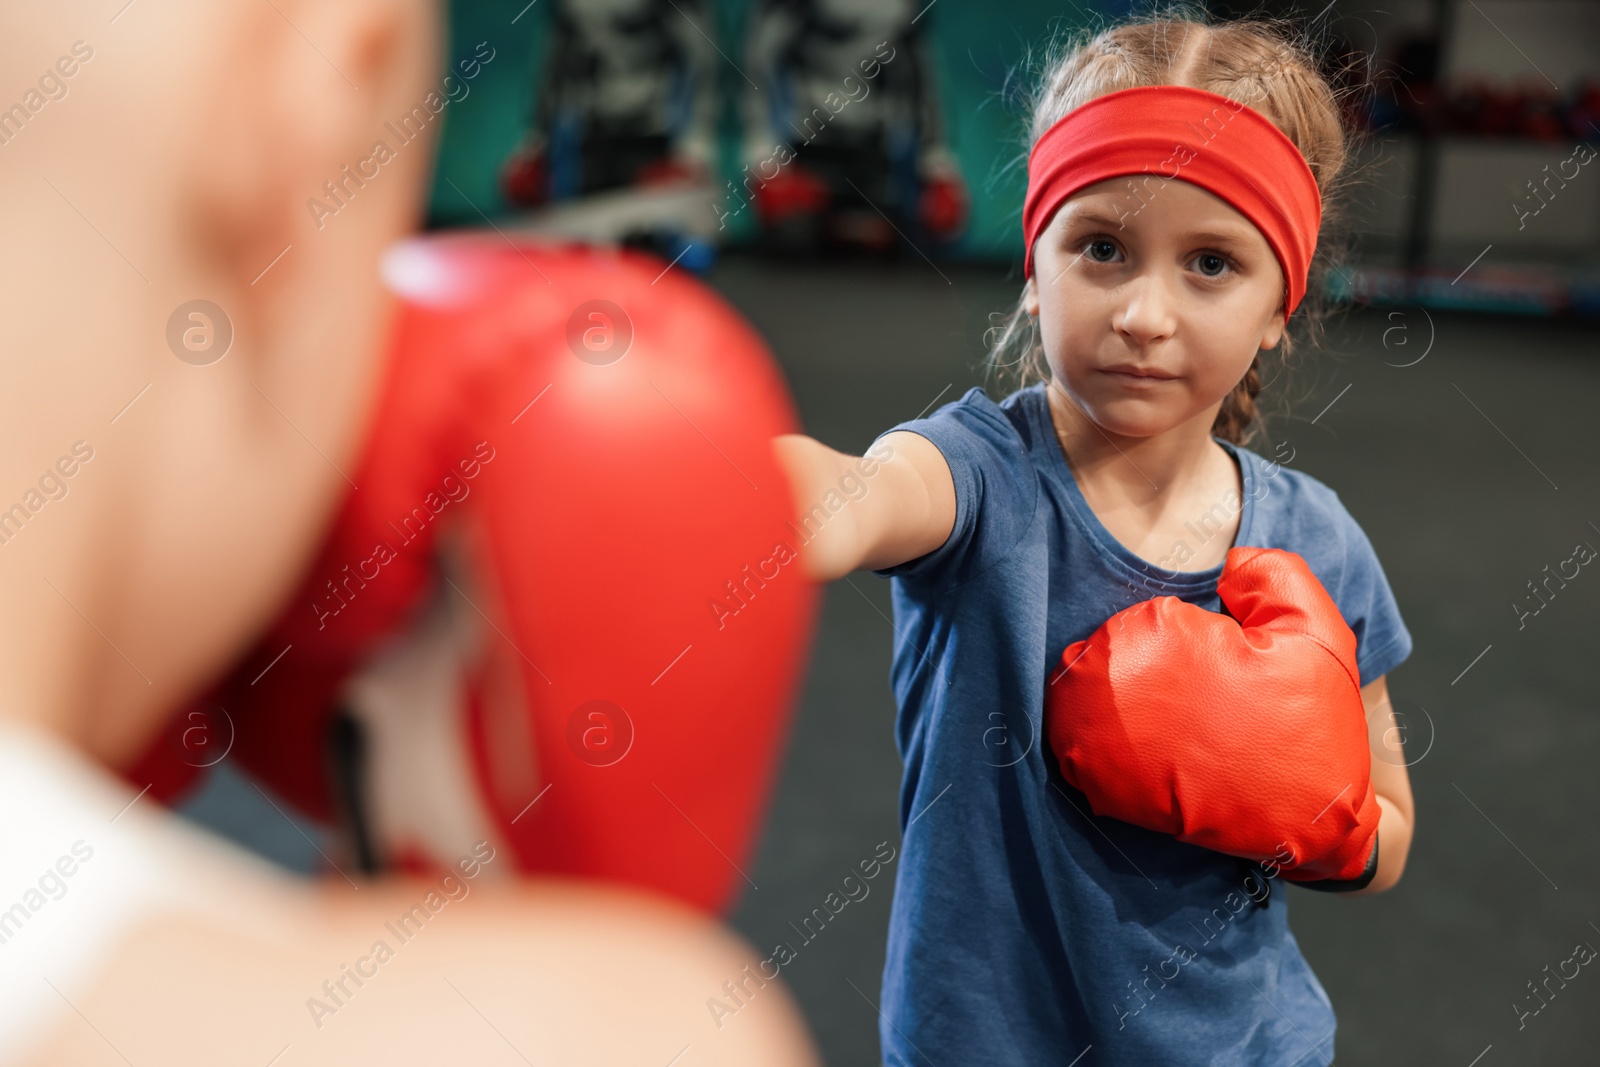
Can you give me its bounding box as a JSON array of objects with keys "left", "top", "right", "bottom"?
[
  {"left": 753, "top": 164, "right": 830, "bottom": 226},
  {"left": 918, "top": 171, "right": 968, "bottom": 240},
  {"left": 500, "top": 143, "right": 549, "bottom": 206},
  {"left": 634, "top": 155, "right": 710, "bottom": 189},
  {"left": 1045, "top": 546, "right": 1379, "bottom": 884},
  {"left": 130, "top": 235, "right": 819, "bottom": 913}
]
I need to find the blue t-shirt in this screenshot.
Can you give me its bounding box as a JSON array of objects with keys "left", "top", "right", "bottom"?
[{"left": 869, "top": 383, "right": 1413, "bottom": 1067}]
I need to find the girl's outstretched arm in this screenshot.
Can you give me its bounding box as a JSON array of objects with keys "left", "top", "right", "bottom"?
[{"left": 772, "top": 432, "right": 955, "bottom": 583}]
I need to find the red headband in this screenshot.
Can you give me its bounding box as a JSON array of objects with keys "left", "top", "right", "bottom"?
[{"left": 1022, "top": 85, "right": 1322, "bottom": 315}]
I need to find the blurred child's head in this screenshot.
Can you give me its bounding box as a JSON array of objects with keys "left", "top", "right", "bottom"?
[
  {"left": 990, "top": 14, "right": 1351, "bottom": 448},
  {"left": 0, "top": 0, "right": 439, "bottom": 759}
]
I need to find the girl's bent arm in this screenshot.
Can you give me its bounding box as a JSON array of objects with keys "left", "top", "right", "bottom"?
[
  {"left": 772, "top": 431, "right": 956, "bottom": 583},
  {"left": 1347, "top": 674, "right": 1416, "bottom": 896}
]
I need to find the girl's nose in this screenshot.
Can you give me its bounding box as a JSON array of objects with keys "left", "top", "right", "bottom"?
[{"left": 1112, "top": 270, "right": 1179, "bottom": 347}]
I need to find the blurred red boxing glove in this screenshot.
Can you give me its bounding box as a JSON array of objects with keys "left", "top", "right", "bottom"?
[
  {"left": 634, "top": 155, "right": 710, "bottom": 188},
  {"left": 753, "top": 164, "right": 830, "bottom": 226},
  {"left": 130, "top": 235, "right": 819, "bottom": 913},
  {"left": 500, "top": 142, "right": 549, "bottom": 206},
  {"left": 917, "top": 162, "right": 968, "bottom": 240},
  {"left": 1045, "top": 546, "right": 1379, "bottom": 884}
]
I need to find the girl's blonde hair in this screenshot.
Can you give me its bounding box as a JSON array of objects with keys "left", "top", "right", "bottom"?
[{"left": 987, "top": 11, "right": 1357, "bottom": 447}]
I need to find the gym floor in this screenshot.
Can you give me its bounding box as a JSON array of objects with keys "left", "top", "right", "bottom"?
[{"left": 181, "top": 252, "right": 1600, "bottom": 1065}]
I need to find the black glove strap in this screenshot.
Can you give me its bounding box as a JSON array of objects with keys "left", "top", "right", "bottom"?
[
  {"left": 326, "top": 706, "right": 382, "bottom": 876},
  {"left": 1237, "top": 834, "right": 1380, "bottom": 909},
  {"left": 1294, "top": 834, "right": 1380, "bottom": 894}
]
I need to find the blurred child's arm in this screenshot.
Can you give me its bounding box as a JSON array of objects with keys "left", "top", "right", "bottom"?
[
  {"left": 1347, "top": 674, "right": 1416, "bottom": 896},
  {"left": 772, "top": 432, "right": 955, "bottom": 583}
]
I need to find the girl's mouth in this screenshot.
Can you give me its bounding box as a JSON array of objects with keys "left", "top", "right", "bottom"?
[{"left": 1101, "top": 367, "right": 1177, "bottom": 384}]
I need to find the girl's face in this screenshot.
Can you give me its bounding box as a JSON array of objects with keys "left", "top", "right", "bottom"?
[{"left": 1023, "top": 177, "right": 1289, "bottom": 440}]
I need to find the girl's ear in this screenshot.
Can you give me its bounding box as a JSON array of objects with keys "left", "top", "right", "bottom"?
[
  {"left": 1023, "top": 276, "right": 1040, "bottom": 318},
  {"left": 1259, "top": 308, "right": 1287, "bottom": 350}
]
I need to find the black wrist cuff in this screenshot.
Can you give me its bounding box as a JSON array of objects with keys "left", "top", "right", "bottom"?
[{"left": 1295, "top": 833, "right": 1380, "bottom": 893}]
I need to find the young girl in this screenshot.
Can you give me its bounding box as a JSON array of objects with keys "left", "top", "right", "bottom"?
[{"left": 774, "top": 15, "right": 1416, "bottom": 1067}]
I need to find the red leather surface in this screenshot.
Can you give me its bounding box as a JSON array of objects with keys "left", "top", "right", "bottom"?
[
  {"left": 1045, "top": 546, "right": 1379, "bottom": 881},
  {"left": 128, "top": 234, "right": 819, "bottom": 914}
]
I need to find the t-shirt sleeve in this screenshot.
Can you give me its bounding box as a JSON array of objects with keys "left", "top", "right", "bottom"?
[
  {"left": 869, "top": 387, "right": 1037, "bottom": 590},
  {"left": 1327, "top": 493, "right": 1414, "bottom": 686}
]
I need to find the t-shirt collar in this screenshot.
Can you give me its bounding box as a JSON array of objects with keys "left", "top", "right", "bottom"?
[{"left": 1025, "top": 381, "right": 1257, "bottom": 591}]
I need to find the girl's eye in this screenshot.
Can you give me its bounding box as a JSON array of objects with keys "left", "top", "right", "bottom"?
[
  {"left": 1192, "top": 252, "right": 1232, "bottom": 277},
  {"left": 1084, "top": 239, "right": 1119, "bottom": 263}
]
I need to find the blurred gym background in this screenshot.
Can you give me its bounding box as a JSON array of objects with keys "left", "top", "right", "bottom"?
[{"left": 180, "top": 1, "right": 1600, "bottom": 1062}]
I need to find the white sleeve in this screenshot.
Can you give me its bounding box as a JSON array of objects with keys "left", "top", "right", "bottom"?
[{"left": 0, "top": 721, "right": 299, "bottom": 1062}]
